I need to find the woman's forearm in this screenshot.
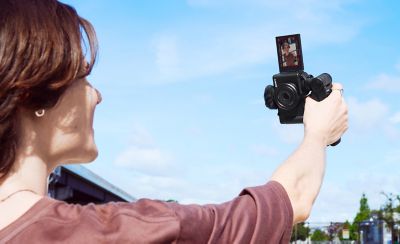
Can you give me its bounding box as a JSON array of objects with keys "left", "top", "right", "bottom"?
[
  {"left": 269, "top": 83, "right": 347, "bottom": 224},
  {"left": 271, "top": 133, "right": 326, "bottom": 224}
]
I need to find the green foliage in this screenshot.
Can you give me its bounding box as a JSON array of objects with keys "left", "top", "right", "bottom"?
[
  {"left": 349, "top": 222, "right": 358, "bottom": 241},
  {"left": 290, "top": 222, "right": 310, "bottom": 242},
  {"left": 350, "top": 193, "right": 371, "bottom": 240},
  {"left": 306, "top": 192, "right": 400, "bottom": 243},
  {"left": 356, "top": 193, "right": 371, "bottom": 221},
  {"left": 380, "top": 192, "right": 400, "bottom": 243},
  {"left": 310, "top": 229, "right": 329, "bottom": 241},
  {"left": 380, "top": 192, "right": 400, "bottom": 224}
]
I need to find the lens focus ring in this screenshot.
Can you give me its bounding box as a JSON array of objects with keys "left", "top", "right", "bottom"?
[{"left": 275, "top": 83, "right": 299, "bottom": 111}]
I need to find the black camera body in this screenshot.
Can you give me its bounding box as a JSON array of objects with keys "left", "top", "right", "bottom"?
[
  {"left": 264, "top": 34, "right": 340, "bottom": 146},
  {"left": 265, "top": 71, "right": 333, "bottom": 124},
  {"left": 264, "top": 33, "right": 333, "bottom": 124}
]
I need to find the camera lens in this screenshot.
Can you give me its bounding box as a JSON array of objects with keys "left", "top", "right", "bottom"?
[{"left": 275, "top": 83, "right": 299, "bottom": 111}]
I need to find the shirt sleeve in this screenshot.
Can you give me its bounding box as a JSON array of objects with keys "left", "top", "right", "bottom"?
[
  {"left": 2, "top": 181, "right": 293, "bottom": 244},
  {"left": 168, "top": 180, "right": 294, "bottom": 243}
]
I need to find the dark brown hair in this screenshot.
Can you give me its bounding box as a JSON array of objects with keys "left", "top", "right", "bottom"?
[{"left": 0, "top": 0, "right": 98, "bottom": 179}]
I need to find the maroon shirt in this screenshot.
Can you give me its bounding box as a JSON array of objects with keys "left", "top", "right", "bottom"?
[{"left": 0, "top": 181, "right": 293, "bottom": 243}]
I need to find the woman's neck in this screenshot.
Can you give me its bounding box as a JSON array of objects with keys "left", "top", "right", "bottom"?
[{"left": 0, "top": 155, "right": 50, "bottom": 197}]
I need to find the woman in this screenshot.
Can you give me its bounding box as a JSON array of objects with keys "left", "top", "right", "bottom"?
[
  {"left": 0, "top": 0, "right": 99, "bottom": 234},
  {"left": 0, "top": 0, "right": 348, "bottom": 243},
  {"left": 281, "top": 42, "right": 297, "bottom": 67}
]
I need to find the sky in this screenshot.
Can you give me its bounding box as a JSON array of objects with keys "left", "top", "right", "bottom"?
[{"left": 62, "top": 0, "right": 400, "bottom": 224}]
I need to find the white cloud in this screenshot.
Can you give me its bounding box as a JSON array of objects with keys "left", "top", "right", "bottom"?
[
  {"left": 150, "top": 29, "right": 276, "bottom": 83},
  {"left": 396, "top": 60, "right": 400, "bottom": 72},
  {"left": 186, "top": 0, "right": 362, "bottom": 43},
  {"left": 122, "top": 173, "right": 189, "bottom": 201},
  {"left": 110, "top": 165, "right": 267, "bottom": 204},
  {"left": 346, "top": 97, "right": 400, "bottom": 140},
  {"left": 383, "top": 125, "right": 400, "bottom": 140},
  {"left": 309, "top": 172, "right": 400, "bottom": 223},
  {"left": 133, "top": 174, "right": 184, "bottom": 190},
  {"left": 115, "top": 146, "right": 173, "bottom": 172},
  {"left": 385, "top": 110, "right": 400, "bottom": 139},
  {"left": 385, "top": 153, "right": 400, "bottom": 164},
  {"left": 309, "top": 182, "right": 359, "bottom": 222},
  {"left": 365, "top": 73, "right": 400, "bottom": 93},
  {"left": 146, "top": 0, "right": 364, "bottom": 84},
  {"left": 114, "top": 126, "right": 175, "bottom": 175},
  {"left": 274, "top": 122, "right": 304, "bottom": 145},
  {"left": 193, "top": 93, "right": 215, "bottom": 105},
  {"left": 347, "top": 97, "right": 389, "bottom": 132},
  {"left": 348, "top": 173, "right": 400, "bottom": 208},
  {"left": 153, "top": 34, "right": 182, "bottom": 79},
  {"left": 128, "top": 124, "right": 155, "bottom": 147},
  {"left": 389, "top": 112, "right": 400, "bottom": 124}
]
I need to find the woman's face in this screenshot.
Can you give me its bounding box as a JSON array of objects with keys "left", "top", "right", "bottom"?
[
  {"left": 283, "top": 43, "right": 290, "bottom": 55},
  {"left": 35, "top": 78, "right": 102, "bottom": 166}
]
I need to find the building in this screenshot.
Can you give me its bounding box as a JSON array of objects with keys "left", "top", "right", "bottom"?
[
  {"left": 48, "top": 164, "right": 135, "bottom": 204},
  {"left": 359, "top": 217, "right": 384, "bottom": 244}
]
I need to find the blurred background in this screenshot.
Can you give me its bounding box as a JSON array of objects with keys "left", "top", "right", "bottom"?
[{"left": 61, "top": 0, "right": 400, "bottom": 235}]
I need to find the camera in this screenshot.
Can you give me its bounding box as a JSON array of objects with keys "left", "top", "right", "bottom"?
[
  {"left": 264, "top": 34, "right": 340, "bottom": 145},
  {"left": 265, "top": 71, "right": 333, "bottom": 124}
]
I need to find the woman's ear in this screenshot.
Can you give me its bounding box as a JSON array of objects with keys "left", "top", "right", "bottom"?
[{"left": 17, "top": 107, "right": 44, "bottom": 132}]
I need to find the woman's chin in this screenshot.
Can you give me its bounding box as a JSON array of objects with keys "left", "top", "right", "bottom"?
[
  {"left": 80, "top": 145, "right": 99, "bottom": 163},
  {"left": 62, "top": 144, "right": 98, "bottom": 165},
  {"left": 75, "top": 134, "right": 98, "bottom": 163}
]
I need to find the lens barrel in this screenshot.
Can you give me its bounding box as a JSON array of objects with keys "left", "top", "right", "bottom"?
[{"left": 275, "top": 83, "right": 299, "bottom": 111}]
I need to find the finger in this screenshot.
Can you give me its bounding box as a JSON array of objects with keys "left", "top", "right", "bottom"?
[
  {"left": 331, "top": 83, "right": 344, "bottom": 98},
  {"left": 332, "top": 83, "right": 343, "bottom": 90},
  {"left": 305, "top": 96, "right": 317, "bottom": 104}
]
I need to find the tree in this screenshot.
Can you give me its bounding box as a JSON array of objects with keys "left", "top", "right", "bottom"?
[
  {"left": 310, "top": 229, "right": 329, "bottom": 241},
  {"left": 380, "top": 192, "right": 400, "bottom": 243},
  {"left": 290, "top": 222, "right": 310, "bottom": 242},
  {"left": 351, "top": 193, "right": 371, "bottom": 240}
]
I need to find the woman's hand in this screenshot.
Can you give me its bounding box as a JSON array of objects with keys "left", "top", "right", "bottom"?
[{"left": 303, "top": 83, "right": 349, "bottom": 146}]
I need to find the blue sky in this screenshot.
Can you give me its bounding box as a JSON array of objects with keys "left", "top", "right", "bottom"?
[{"left": 62, "top": 0, "right": 400, "bottom": 223}]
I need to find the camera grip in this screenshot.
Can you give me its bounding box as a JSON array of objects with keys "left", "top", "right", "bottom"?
[
  {"left": 264, "top": 85, "right": 278, "bottom": 109},
  {"left": 309, "top": 73, "right": 342, "bottom": 146},
  {"left": 309, "top": 73, "right": 332, "bottom": 102}
]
